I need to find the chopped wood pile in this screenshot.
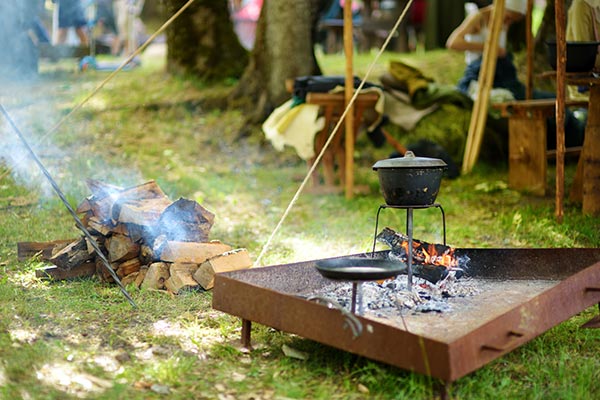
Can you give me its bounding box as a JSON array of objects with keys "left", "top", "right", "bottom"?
[{"left": 18, "top": 179, "right": 252, "bottom": 293}]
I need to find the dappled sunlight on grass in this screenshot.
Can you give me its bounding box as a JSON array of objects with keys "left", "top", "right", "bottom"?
[
  {"left": 279, "top": 235, "right": 369, "bottom": 264},
  {"left": 1, "top": 39, "right": 599, "bottom": 399},
  {"left": 36, "top": 361, "right": 114, "bottom": 397}
]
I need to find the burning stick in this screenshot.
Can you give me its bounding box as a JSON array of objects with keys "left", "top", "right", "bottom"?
[
  {"left": 377, "top": 227, "right": 459, "bottom": 268},
  {"left": 376, "top": 227, "right": 464, "bottom": 284}
]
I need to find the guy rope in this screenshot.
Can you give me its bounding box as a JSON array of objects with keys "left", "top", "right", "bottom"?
[{"left": 254, "top": 0, "right": 415, "bottom": 267}]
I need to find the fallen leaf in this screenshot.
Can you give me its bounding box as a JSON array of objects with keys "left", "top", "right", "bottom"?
[
  {"left": 357, "top": 383, "right": 369, "bottom": 394},
  {"left": 281, "top": 344, "right": 308, "bottom": 361},
  {"left": 215, "top": 383, "right": 227, "bottom": 392},
  {"left": 151, "top": 384, "right": 171, "bottom": 395},
  {"left": 231, "top": 371, "right": 246, "bottom": 382}
]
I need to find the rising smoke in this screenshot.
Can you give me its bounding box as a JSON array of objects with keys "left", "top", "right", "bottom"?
[
  {"left": 0, "top": 1, "right": 144, "bottom": 201},
  {"left": 0, "top": 0, "right": 40, "bottom": 79}
]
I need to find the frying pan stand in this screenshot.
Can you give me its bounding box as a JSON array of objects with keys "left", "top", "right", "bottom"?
[
  {"left": 371, "top": 203, "right": 446, "bottom": 291},
  {"left": 351, "top": 282, "right": 362, "bottom": 314}
]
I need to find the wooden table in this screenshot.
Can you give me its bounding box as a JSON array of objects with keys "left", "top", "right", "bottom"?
[
  {"left": 566, "top": 72, "right": 600, "bottom": 215},
  {"left": 305, "top": 91, "right": 380, "bottom": 191}
]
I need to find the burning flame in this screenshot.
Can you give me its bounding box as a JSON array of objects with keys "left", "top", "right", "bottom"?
[{"left": 401, "top": 241, "right": 458, "bottom": 268}]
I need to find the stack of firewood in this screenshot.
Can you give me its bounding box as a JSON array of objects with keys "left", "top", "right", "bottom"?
[{"left": 17, "top": 179, "right": 252, "bottom": 293}]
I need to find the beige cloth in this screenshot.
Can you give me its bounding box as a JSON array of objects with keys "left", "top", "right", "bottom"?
[
  {"left": 263, "top": 88, "right": 385, "bottom": 160},
  {"left": 383, "top": 89, "right": 438, "bottom": 131},
  {"left": 262, "top": 100, "right": 324, "bottom": 160}
]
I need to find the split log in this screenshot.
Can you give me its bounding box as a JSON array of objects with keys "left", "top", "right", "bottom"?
[
  {"left": 193, "top": 249, "right": 252, "bottom": 290},
  {"left": 86, "top": 216, "right": 113, "bottom": 236},
  {"left": 96, "top": 258, "right": 114, "bottom": 283},
  {"left": 159, "top": 241, "right": 232, "bottom": 264},
  {"left": 116, "top": 257, "right": 142, "bottom": 279},
  {"left": 83, "top": 180, "right": 168, "bottom": 223},
  {"left": 85, "top": 236, "right": 106, "bottom": 257},
  {"left": 79, "top": 210, "right": 94, "bottom": 228},
  {"left": 121, "top": 271, "right": 140, "bottom": 287},
  {"left": 49, "top": 238, "right": 94, "bottom": 270},
  {"left": 110, "top": 180, "right": 170, "bottom": 223},
  {"left": 85, "top": 178, "right": 123, "bottom": 198},
  {"left": 164, "top": 263, "right": 200, "bottom": 293},
  {"left": 157, "top": 198, "right": 215, "bottom": 242},
  {"left": 76, "top": 197, "right": 92, "bottom": 214},
  {"left": 152, "top": 235, "right": 169, "bottom": 258},
  {"left": 139, "top": 244, "right": 155, "bottom": 265},
  {"left": 87, "top": 195, "right": 119, "bottom": 222},
  {"left": 17, "top": 239, "right": 75, "bottom": 261},
  {"left": 116, "top": 180, "right": 167, "bottom": 200},
  {"left": 85, "top": 216, "right": 128, "bottom": 237},
  {"left": 113, "top": 197, "right": 173, "bottom": 226},
  {"left": 35, "top": 261, "right": 96, "bottom": 280},
  {"left": 125, "top": 223, "right": 154, "bottom": 244},
  {"left": 134, "top": 267, "right": 148, "bottom": 287},
  {"left": 106, "top": 234, "right": 140, "bottom": 262},
  {"left": 141, "top": 262, "right": 170, "bottom": 290}
]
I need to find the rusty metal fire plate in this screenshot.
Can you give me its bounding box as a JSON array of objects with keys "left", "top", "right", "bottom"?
[{"left": 212, "top": 248, "right": 600, "bottom": 382}]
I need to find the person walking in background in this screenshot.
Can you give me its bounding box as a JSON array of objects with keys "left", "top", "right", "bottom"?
[
  {"left": 112, "top": 0, "right": 144, "bottom": 56},
  {"left": 96, "top": 0, "right": 118, "bottom": 37},
  {"left": 53, "top": 0, "right": 89, "bottom": 46}
]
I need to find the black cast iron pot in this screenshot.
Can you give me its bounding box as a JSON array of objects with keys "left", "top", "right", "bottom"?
[
  {"left": 372, "top": 151, "right": 447, "bottom": 206},
  {"left": 546, "top": 41, "right": 600, "bottom": 73}
]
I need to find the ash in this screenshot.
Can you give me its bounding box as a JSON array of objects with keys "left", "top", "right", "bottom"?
[{"left": 306, "top": 271, "right": 481, "bottom": 318}]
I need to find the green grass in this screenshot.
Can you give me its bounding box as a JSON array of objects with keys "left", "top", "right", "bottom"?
[{"left": 0, "top": 45, "right": 599, "bottom": 399}]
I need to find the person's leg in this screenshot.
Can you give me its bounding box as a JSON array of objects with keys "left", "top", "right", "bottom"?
[
  {"left": 75, "top": 26, "right": 89, "bottom": 46},
  {"left": 57, "top": 28, "right": 68, "bottom": 44}
]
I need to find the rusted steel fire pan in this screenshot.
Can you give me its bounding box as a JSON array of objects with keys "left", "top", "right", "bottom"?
[{"left": 212, "top": 248, "right": 600, "bottom": 382}]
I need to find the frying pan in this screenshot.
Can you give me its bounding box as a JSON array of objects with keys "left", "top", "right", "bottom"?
[{"left": 315, "top": 257, "right": 407, "bottom": 281}]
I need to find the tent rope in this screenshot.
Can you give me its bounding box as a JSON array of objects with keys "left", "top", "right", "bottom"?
[
  {"left": 254, "top": 0, "right": 414, "bottom": 267},
  {"left": 0, "top": 0, "right": 197, "bottom": 182}
]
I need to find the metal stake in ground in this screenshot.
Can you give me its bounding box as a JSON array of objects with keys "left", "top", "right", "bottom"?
[{"left": 0, "top": 104, "right": 137, "bottom": 308}]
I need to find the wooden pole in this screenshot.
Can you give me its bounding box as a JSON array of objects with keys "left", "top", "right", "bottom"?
[
  {"left": 462, "top": 0, "right": 505, "bottom": 173},
  {"left": 344, "top": 0, "right": 355, "bottom": 199},
  {"left": 554, "top": 0, "right": 566, "bottom": 222},
  {"left": 525, "top": 0, "right": 533, "bottom": 100}
]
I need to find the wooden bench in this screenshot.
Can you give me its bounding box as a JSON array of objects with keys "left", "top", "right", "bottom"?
[{"left": 492, "top": 98, "right": 588, "bottom": 195}]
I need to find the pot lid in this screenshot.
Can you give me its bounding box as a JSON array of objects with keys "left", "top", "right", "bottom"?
[{"left": 372, "top": 151, "right": 447, "bottom": 169}]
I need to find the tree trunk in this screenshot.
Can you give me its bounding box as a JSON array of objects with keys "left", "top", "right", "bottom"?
[
  {"left": 161, "top": 0, "right": 247, "bottom": 80},
  {"left": 424, "top": 0, "right": 465, "bottom": 50},
  {"left": 230, "top": 0, "right": 327, "bottom": 123}
]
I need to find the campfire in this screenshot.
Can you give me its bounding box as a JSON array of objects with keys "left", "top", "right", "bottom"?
[
  {"left": 18, "top": 179, "right": 252, "bottom": 293},
  {"left": 306, "top": 227, "right": 474, "bottom": 315}
]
